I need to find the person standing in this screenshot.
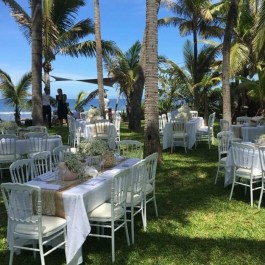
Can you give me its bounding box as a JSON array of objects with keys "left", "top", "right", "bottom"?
[
  {"left": 42, "top": 87, "right": 52, "bottom": 128},
  {"left": 56, "top": 88, "right": 68, "bottom": 125}
]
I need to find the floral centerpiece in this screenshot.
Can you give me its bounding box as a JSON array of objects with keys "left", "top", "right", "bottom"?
[
  {"left": 58, "top": 153, "right": 85, "bottom": 181},
  {"left": 86, "top": 107, "right": 101, "bottom": 122},
  {"left": 176, "top": 104, "right": 192, "bottom": 121},
  {"left": 0, "top": 121, "right": 18, "bottom": 133},
  {"left": 78, "top": 138, "right": 114, "bottom": 168}
]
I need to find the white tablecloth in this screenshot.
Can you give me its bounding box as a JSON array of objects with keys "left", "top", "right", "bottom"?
[
  {"left": 15, "top": 135, "right": 62, "bottom": 154},
  {"left": 230, "top": 125, "right": 265, "bottom": 142},
  {"left": 76, "top": 120, "right": 117, "bottom": 149},
  {"left": 162, "top": 117, "right": 204, "bottom": 150},
  {"left": 16, "top": 158, "right": 140, "bottom": 265},
  {"left": 224, "top": 144, "right": 261, "bottom": 187}
]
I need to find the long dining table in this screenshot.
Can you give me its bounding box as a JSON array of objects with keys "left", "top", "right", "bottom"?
[
  {"left": 230, "top": 124, "right": 265, "bottom": 142},
  {"left": 20, "top": 157, "right": 140, "bottom": 265},
  {"left": 162, "top": 117, "right": 204, "bottom": 150}
]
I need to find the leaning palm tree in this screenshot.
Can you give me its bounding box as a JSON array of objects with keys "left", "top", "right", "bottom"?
[{"left": 0, "top": 69, "right": 32, "bottom": 125}]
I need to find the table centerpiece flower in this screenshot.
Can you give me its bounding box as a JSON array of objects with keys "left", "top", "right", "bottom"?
[
  {"left": 86, "top": 107, "right": 101, "bottom": 122},
  {"left": 0, "top": 121, "right": 19, "bottom": 134},
  {"left": 176, "top": 104, "right": 192, "bottom": 121}
]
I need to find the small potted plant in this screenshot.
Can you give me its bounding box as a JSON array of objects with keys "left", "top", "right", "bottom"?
[{"left": 58, "top": 153, "right": 85, "bottom": 181}]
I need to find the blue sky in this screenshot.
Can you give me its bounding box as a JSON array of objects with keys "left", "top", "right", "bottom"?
[{"left": 0, "top": 0, "right": 187, "bottom": 99}]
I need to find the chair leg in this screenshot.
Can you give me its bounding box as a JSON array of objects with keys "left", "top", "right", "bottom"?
[
  {"left": 153, "top": 194, "right": 158, "bottom": 217},
  {"left": 111, "top": 220, "right": 115, "bottom": 263},
  {"left": 215, "top": 165, "right": 220, "bottom": 184},
  {"left": 131, "top": 206, "right": 134, "bottom": 244},
  {"left": 250, "top": 181, "right": 253, "bottom": 207},
  {"left": 229, "top": 177, "right": 236, "bottom": 201},
  {"left": 258, "top": 185, "right": 264, "bottom": 209}
]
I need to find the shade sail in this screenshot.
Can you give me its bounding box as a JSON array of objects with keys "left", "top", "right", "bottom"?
[{"left": 50, "top": 75, "right": 116, "bottom": 87}]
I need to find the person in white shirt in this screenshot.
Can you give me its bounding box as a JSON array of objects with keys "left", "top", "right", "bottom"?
[{"left": 42, "top": 87, "right": 52, "bottom": 128}]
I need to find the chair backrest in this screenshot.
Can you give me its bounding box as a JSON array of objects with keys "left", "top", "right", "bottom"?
[
  {"left": 208, "top": 112, "right": 216, "bottom": 127},
  {"left": 111, "top": 167, "right": 130, "bottom": 209},
  {"left": 167, "top": 112, "right": 171, "bottom": 123},
  {"left": 27, "top": 126, "right": 48, "bottom": 133},
  {"left": 161, "top": 114, "right": 167, "bottom": 128},
  {"left": 217, "top": 131, "right": 233, "bottom": 156},
  {"left": 236, "top": 116, "right": 251, "bottom": 125},
  {"left": 9, "top": 159, "right": 32, "bottom": 183},
  {"left": 144, "top": 152, "right": 158, "bottom": 195},
  {"left": 114, "top": 116, "right": 121, "bottom": 141},
  {"left": 117, "top": 140, "right": 143, "bottom": 159},
  {"left": 172, "top": 118, "right": 186, "bottom": 133},
  {"left": 259, "top": 146, "right": 265, "bottom": 173},
  {"left": 0, "top": 134, "right": 17, "bottom": 157},
  {"left": 231, "top": 142, "right": 255, "bottom": 170},
  {"left": 130, "top": 159, "right": 146, "bottom": 196},
  {"left": 52, "top": 145, "right": 71, "bottom": 167},
  {"left": 25, "top": 132, "right": 48, "bottom": 154},
  {"left": 220, "top": 119, "right": 230, "bottom": 131},
  {"left": 190, "top": 110, "right": 198, "bottom": 118},
  {"left": 1, "top": 183, "right": 42, "bottom": 229},
  {"left": 85, "top": 155, "right": 103, "bottom": 172},
  {"left": 31, "top": 151, "right": 52, "bottom": 178},
  {"left": 94, "top": 119, "right": 110, "bottom": 139}
]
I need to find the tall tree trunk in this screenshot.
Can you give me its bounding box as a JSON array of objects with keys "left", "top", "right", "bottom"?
[
  {"left": 31, "top": 0, "right": 43, "bottom": 125},
  {"left": 94, "top": 0, "right": 105, "bottom": 118},
  {"left": 222, "top": 0, "right": 238, "bottom": 124},
  {"left": 144, "top": 0, "right": 161, "bottom": 159},
  {"left": 193, "top": 28, "right": 199, "bottom": 110}
]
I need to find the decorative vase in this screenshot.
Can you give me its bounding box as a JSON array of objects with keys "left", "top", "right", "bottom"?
[
  {"left": 58, "top": 162, "right": 79, "bottom": 181},
  {"left": 103, "top": 151, "right": 115, "bottom": 168}
]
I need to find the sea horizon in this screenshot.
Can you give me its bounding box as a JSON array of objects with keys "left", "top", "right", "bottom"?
[{"left": 0, "top": 98, "right": 127, "bottom": 121}]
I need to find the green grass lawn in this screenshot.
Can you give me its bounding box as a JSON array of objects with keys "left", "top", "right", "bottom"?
[{"left": 1, "top": 122, "right": 265, "bottom": 264}]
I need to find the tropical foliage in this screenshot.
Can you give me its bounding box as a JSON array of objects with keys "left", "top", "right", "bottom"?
[{"left": 0, "top": 69, "right": 32, "bottom": 125}]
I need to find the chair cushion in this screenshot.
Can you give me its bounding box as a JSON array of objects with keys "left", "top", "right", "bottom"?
[
  {"left": 145, "top": 183, "right": 153, "bottom": 194},
  {"left": 126, "top": 192, "right": 142, "bottom": 206},
  {"left": 197, "top": 126, "right": 209, "bottom": 133},
  {"left": 236, "top": 168, "right": 262, "bottom": 178},
  {"left": 15, "top": 215, "right": 66, "bottom": 236},
  {"left": 172, "top": 132, "right": 188, "bottom": 137},
  {"left": 88, "top": 202, "right": 124, "bottom": 219}
]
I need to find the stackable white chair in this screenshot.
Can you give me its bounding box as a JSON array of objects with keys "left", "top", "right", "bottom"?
[
  {"left": 190, "top": 110, "right": 198, "bottom": 118},
  {"left": 24, "top": 132, "right": 48, "bottom": 158},
  {"left": 195, "top": 112, "right": 215, "bottom": 149},
  {"left": 143, "top": 152, "right": 158, "bottom": 230},
  {"left": 236, "top": 116, "right": 251, "bottom": 125},
  {"left": 0, "top": 134, "right": 20, "bottom": 179},
  {"left": 67, "top": 114, "right": 81, "bottom": 148},
  {"left": 258, "top": 146, "right": 265, "bottom": 208},
  {"left": 113, "top": 115, "right": 121, "bottom": 142},
  {"left": 1, "top": 183, "right": 67, "bottom": 265},
  {"left": 31, "top": 151, "right": 52, "bottom": 178},
  {"left": 167, "top": 112, "right": 172, "bottom": 123},
  {"left": 215, "top": 131, "right": 233, "bottom": 184},
  {"left": 116, "top": 140, "right": 143, "bottom": 159},
  {"left": 229, "top": 142, "right": 262, "bottom": 207},
  {"left": 171, "top": 118, "right": 188, "bottom": 153},
  {"left": 52, "top": 145, "right": 71, "bottom": 168},
  {"left": 220, "top": 119, "right": 230, "bottom": 131},
  {"left": 126, "top": 159, "right": 146, "bottom": 244},
  {"left": 9, "top": 159, "right": 32, "bottom": 183},
  {"left": 87, "top": 167, "right": 131, "bottom": 262},
  {"left": 27, "top": 126, "right": 48, "bottom": 133},
  {"left": 93, "top": 119, "right": 110, "bottom": 142}
]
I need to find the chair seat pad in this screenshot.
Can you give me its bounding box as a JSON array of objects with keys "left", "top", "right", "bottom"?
[
  {"left": 172, "top": 132, "right": 188, "bottom": 138},
  {"left": 15, "top": 215, "right": 66, "bottom": 236},
  {"left": 126, "top": 192, "right": 142, "bottom": 206},
  {"left": 236, "top": 168, "right": 262, "bottom": 178},
  {"left": 220, "top": 157, "right": 227, "bottom": 163},
  {"left": 0, "top": 154, "right": 20, "bottom": 162},
  {"left": 197, "top": 126, "right": 209, "bottom": 133},
  {"left": 88, "top": 202, "right": 124, "bottom": 219}
]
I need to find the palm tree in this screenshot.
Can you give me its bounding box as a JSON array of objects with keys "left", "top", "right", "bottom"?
[
  {"left": 94, "top": 0, "right": 105, "bottom": 117},
  {"left": 222, "top": 0, "right": 239, "bottom": 124},
  {"left": 159, "top": 0, "right": 222, "bottom": 109},
  {"left": 2, "top": 0, "right": 119, "bottom": 91},
  {"left": 31, "top": 0, "right": 42, "bottom": 125},
  {"left": 0, "top": 69, "right": 32, "bottom": 125},
  {"left": 104, "top": 41, "right": 144, "bottom": 131},
  {"left": 144, "top": 0, "right": 161, "bottom": 157}
]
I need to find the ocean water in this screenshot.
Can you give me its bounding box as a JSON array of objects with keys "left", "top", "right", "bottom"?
[{"left": 0, "top": 98, "right": 127, "bottom": 121}]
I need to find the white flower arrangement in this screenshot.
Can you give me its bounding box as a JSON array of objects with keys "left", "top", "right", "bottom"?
[
  {"left": 87, "top": 107, "right": 101, "bottom": 119},
  {"left": 0, "top": 121, "right": 18, "bottom": 133},
  {"left": 176, "top": 104, "right": 192, "bottom": 120}
]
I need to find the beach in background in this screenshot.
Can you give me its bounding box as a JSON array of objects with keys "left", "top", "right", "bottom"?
[{"left": 0, "top": 98, "right": 127, "bottom": 121}]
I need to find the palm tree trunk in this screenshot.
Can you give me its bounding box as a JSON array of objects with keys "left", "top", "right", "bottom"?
[
  {"left": 31, "top": 0, "right": 43, "bottom": 125},
  {"left": 144, "top": 0, "right": 161, "bottom": 159},
  {"left": 193, "top": 28, "right": 199, "bottom": 110},
  {"left": 94, "top": 0, "right": 105, "bottom": 118},
  {"left": 222, "top": 0, "right": 238, "bottom": 124}
]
